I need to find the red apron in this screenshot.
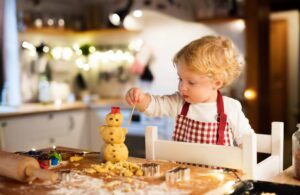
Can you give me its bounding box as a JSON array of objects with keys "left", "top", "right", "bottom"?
[{"left": 173, "top": 91, "right": 232, "bottom": 146}]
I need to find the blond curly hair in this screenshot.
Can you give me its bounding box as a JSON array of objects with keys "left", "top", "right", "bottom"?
[{"left": 173, "top": 35, "right": 242, "bottom": 87}]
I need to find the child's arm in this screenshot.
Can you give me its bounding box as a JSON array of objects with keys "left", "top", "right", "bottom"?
[
  {"left": 125, "top": 87, "right": 151, "bottom": 112},
  {"left": 231, "top": 100, "right": 255, "bottom": 146}
]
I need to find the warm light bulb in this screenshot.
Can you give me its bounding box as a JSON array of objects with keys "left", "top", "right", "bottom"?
[
  {"left": 132, "top": 10, "right": 143, "bottom": 18},
  {"left": 62, "top": 47, "right": 73, "bottom": 60},
  {"left": 244, "top": 89, "right": 257, "bottom": 100},
  {"left": 58, "top": 18, "right": 65, "bottom": 27},
  {"left": 34, "top": 18, "right": 43, "bottom": 28},
  {"left": 89, "top": 46, "right": 96, "bottom": 53},
  {"left": 73, "top": 43, "right": 80, "bottom": 51},
  {"left": 47, "top": 18, "right": 54, "bottom": 26},
  {"left": 109, "top": 13, "right": 121, "bottom": 26},
  {"left": 22, "top": 41, "right": 35, "bottom": 51},
  {"left": 43, "top": 46, "right": 50, "bottom": 53},
  {"left": 232, "top": 19, "right": 245, "bottom": 31}
]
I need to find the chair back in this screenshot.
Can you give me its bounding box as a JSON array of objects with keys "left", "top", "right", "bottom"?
[{"left": 145, "top": 122, "right": 284, "bottom": 180}]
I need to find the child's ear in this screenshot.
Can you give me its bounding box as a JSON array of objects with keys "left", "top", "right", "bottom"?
[{"left": 213, "top": 80, "right": 223, "bottom": 89}]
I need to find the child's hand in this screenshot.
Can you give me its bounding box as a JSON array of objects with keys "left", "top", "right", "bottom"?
[
  {"left": 125, "top": 88, "right": 151, "bottom": 112},
  {"left": 125, "top": 87, "right": 145, "bottom": 106}
]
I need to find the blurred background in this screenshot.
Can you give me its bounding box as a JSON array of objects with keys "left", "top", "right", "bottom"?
[{"left": 0, "top": 0, "right": 299, "bottom": 168}]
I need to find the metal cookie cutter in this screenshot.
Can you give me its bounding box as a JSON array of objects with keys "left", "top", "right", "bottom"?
[
  {"left": 165, "top": 166, "right": 190, "bottom": 183},
  {"left": 141, "top": 163, "right": 160, "bottom": 177},
  {"left": 59, "top": 169, "right": 71, "bottom": 182}
]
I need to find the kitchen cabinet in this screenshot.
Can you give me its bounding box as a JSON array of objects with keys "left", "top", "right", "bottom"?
[
  {"left": 88, "top": 108, "right": 104, "bottom": 153},
  {"left": 0, "top": 109, "right": 89, "bottom": 152}
]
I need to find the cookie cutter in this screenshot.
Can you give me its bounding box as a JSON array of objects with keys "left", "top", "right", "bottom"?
[
  {"left": 141, "top": 162, "right": 160, "bottom": 177},
  {"left": 58, "top": 169, "right": 71, "bottom": 182},
  {"left": 165, "top": 166, "right": 190, "bottom": 183}
]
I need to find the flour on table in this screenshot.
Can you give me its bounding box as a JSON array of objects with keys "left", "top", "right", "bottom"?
[{"left": 47, "top": 170, "right": 190, "bottom": 195}]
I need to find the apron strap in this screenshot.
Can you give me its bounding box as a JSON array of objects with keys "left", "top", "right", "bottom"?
[
  {"left": 216, "top": 90, "right": 227, "bottom": 145},
  {"left": 179, "top": 91, "right": 227, "bottom": 145},
  {"left": 180, "top": 102, "right": 190, "bottom": 116}
]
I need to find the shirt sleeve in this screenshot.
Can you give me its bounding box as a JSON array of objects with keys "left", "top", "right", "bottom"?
[
  {"left": 143, "top": 92, "right": 183, "bottom": 118},
  {"left": 231, "top": 100, "right": 255, "bottom": 145}
]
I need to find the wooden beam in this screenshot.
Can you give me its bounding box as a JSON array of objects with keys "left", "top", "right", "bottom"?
[{"left": 245, "top": 0, "right": 271, "bottom": 133}]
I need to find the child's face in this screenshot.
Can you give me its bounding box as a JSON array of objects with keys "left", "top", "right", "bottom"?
[{"left": 177, "top": 63, "right": 219, "bottom": 103}]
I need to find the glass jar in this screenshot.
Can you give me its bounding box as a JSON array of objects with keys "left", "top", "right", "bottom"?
[{"left": 292, "top": 123, "right": 300, "bottom": 179}]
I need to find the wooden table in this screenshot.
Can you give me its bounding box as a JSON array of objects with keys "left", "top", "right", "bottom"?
[
  {"left": 271, "top": 166, "right": 300, "bottom": 186},
  {"left": 0, "top": 148, "right": 240, "bottom": 195}
]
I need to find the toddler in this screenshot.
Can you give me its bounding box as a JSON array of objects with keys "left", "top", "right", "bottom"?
[{"left": 125, "top": 35, "right": 254, "bottom": 147}]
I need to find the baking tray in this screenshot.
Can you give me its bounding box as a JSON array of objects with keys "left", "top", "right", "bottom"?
[{"left": 230, "top": 180, "right": 300, "bottom": 195}]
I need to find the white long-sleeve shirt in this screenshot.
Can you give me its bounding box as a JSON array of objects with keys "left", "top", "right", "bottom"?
[{"left": 144, "top": 92, "right": 254, "bottom": 145}]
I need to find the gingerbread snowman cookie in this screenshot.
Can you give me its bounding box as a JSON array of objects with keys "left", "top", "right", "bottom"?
[{"left": 99, "top": 107, "right": 129, "bottom": 162}]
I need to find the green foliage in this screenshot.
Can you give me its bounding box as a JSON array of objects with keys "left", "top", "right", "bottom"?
[{"left": 80, "top": 44, "right": 92, "bottom": 56}]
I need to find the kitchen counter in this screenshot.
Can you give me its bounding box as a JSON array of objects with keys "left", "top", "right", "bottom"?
[
  {"left": 0, "top": 99, "right": 129, "bottom": 118},
  {"left": 270, "top": 166, "right": 300, "bottom": 186},
  {"left": 0, "top": 99, "right": 170, "bottom": 153}
]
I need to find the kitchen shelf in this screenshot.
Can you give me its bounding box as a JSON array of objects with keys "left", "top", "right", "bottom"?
[
  {"left": 196, "top": 16, "right": 244, "bottom": 24},
  {"left": 19, "top": 27, "right": 140, "bottom": 36}
]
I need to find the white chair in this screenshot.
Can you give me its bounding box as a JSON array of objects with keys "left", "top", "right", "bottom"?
[{"left": 145, "top": 122, "right": 284, "bottom": 180}]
